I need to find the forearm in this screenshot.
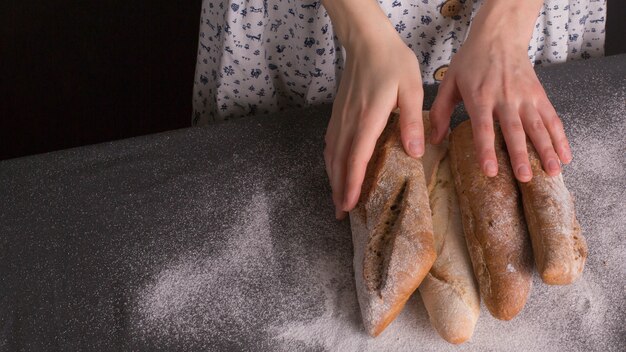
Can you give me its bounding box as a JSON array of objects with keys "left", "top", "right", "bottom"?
[
  {"left": 468, "top": 0, "right": 544, "bottom": 49},
  {"left": 321, "top": 0, "right": 396, "bottom": 50}
]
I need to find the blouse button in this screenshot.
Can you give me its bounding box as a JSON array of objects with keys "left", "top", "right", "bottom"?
[
  {"left": 440, "top": 0, "right": 462, "bottom": 18},
  {"left": 433, "top": 65, "right": 449, "bottom": 82}
]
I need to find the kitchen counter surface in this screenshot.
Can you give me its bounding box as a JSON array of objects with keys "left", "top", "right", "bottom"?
[{"left": 1, "top": 55, "right": 625, "bottom": 351}]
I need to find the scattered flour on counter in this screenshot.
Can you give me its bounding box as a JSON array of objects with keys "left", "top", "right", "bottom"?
[
  {"left": 264, "top": 246, "right": 618, "bottom": 352},
  {"left": 129, "top": 86, "right": 625, "bottom": 351},
  {"left": 264, "top": 97, "right": 626, "bottom": 350},
  {"left": 130, "top": 181, "right": 328, "bottom": 350},
  {"left": 131, "top": 191, "right": 283, "bottom": 348}
]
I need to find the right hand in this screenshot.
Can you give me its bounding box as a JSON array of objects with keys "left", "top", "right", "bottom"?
[
  {"left": 429, "top": 0, "right": 572, "bottom": 182},
  {"left": 324, "top": 28, "right": 425, "bottom": 220}
]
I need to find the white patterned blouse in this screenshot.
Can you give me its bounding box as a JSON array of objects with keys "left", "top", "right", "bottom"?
[{"left": 192, "top": 0, "right": 606, "bottom": 125}]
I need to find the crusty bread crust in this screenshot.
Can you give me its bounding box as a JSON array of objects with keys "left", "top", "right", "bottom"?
[
  {"left": 419, "top": 153, "right": 481, "bottom": 344},
  {"left": 420, "top": 113, "right": 448, "bottom": 196},
  {"left": 350, "top": 112, "right": 436, "bottom": 337},
  {"left": 518, "top": 142, "right": 587, "bottom": 285},
  {"left": 449, "top": 120, "right": 533, "bottom": 321}
]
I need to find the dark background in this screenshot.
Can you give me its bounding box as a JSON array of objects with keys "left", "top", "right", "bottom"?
[
  {"left": 1, "top": 0, "right": 625, "bottom": 160},
  {"left": 0, "top": 1, "right": 201, "bottom": 160}
]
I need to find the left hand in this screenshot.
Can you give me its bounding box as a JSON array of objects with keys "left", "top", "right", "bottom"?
[{"left": 429, "top": 0, "right": 572, "bottom": 182}]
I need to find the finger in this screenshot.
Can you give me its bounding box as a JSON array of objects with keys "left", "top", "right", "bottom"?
[
  {"left": 331, "top": 131, "right": 351, "bottom": 220},
  {"left": 323, "top": 143, "right": 332, "bottom": 181},
  {"left": 324, "top": 114, "right": 337, "bottom": 211},
  {"left": 497, "top": 105, "right": 532, "bottom": 182},
  {"left": 324, "top": 121, "right": 337, "bottom": 182},
  {"left": 537, "top": 100, "right": 572, "bottom": 164},
  {"left": 342, "top": 114, "right": 388, "bottom": 212},
  {"left": 324, "top": 105, "right": 341, "bottom": 182},
  {"left": 465, "top": 102, "right": 498, "bottom": 177},
  {"left": 430, "top": 78, "right": 460, "bottom": 144},
  {"left": 398, "top": 85, "right": 425, "bottom": 158},
  {"left": 520, "top": 104, "right": 561, "bottom": 176},
  {"left": 325, "top": 110, "right": 349, "bottom": 219}
]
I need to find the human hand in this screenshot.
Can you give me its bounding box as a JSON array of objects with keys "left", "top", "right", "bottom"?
[
  {"left": 429, "top": 0, "right": 572, "bottom": 182},
  {"left": 323, "top": 0, "right": 424, "bottom": 219}
]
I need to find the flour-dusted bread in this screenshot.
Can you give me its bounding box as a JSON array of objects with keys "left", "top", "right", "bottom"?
[
  {"left": 449, "top": 120, "right": 533, "bottom": 321},
  {"left": 419, "top": 158, "right": 481, "bottom": 343},
  {"left": 418, "top": 117, "right": 480, "bottom": 344},
  {"left": 349, "top": 112, "right": 436, "bottom": 337},
  {"left": 420, "top": 112, "right": 448, "bottom": 195},
  {"left": 518, "top": 142, "right": 587, "bottom": 285}
]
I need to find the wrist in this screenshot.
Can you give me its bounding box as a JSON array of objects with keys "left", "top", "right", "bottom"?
[
  {"left": 322, "top": 0, "right": 399, "bottom": 52},
  {"left": 468, "top": 0, "right": 543, "bottom": 50}
]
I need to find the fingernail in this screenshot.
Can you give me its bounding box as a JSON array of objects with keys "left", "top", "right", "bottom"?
[
  {"left": 335, "top": 208, "right": 343, "bottom": 220},
  {"left": 547, "top": 159, "right": 560, "bottom": 173},
  {"left": 563, "top": 147, "right": 572, "bottom": 164},
  {"left": 484, "top": 160, "right": 497, "bottom": 177},
  {"left": 409, "top": 139, "right": 423, "bottom": 157},
  {"left": 517, "top": 164, "right": 532, "bottom": 180}
]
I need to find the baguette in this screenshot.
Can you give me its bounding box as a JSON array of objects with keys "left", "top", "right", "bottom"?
[
  {"left": 449, "top": 120, "right": 533, "bottom": 321},
  {"left": 419, "top": 156, "right": 480, "bottom": 343},
  {"left": 518, "top": 142, "right": 587, "bottom": 285},
  {"left": 349, "top": 112, "right": 436, "bottom": 336},
  {"left": 418, "top": 117, "right": 480, "bottom": 344}
]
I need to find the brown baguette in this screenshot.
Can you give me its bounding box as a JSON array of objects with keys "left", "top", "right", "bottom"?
[
  {"left": 448, "top": 119, "right": 533, "bottom": 321},
  {"left": 518, "top": 142, "right": 587, "bottom": 285},
  {"left": 419, "top": 156, "right": 481, "bottom": 343},
  {"left": 349, "top": 112, "right": 436, "bottom": 337}
]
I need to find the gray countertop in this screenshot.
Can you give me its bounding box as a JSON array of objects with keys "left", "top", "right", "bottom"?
[{"left": 1, "top": 55, "right": 625, "bottom": 351}]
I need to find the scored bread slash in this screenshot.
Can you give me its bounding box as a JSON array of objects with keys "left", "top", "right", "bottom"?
[
  {"left": 349, "top": 111, "right": 436, "bottom": 337},
  {"left": 449, "top": 119, "right": 533, "bottom": 321},
  {"left": 517, "top": 141, "right": 588, "bottom": 285}
]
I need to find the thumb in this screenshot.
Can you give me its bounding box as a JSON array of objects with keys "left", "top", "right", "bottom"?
[
  {"left": 430, "top": 77, "right": 460, "bottom": 144},
  {"left": 398, "top": 85, "right": 425, "bottom": 158}
]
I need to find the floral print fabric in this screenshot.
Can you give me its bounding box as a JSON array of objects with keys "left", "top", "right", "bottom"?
[{"left": 192, "top": 0, "right": 606, "bottom": 125}]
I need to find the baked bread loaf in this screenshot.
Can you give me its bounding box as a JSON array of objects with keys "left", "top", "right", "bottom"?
[
  {"left": 349, "top": 112, "right": 436, "bottom": 337},
  {"left": 518, "top": 142, "right": 587, "bottom": 285},
  {"left": 449, "top": 120, "right": 533, "bottom": 321},
  {"left": 418, "top": 116, "right": 480, "bottom": 344},
  {"left": 420, "top": 113, "right": 449, "bottom": 195},
  {"left": 419, "top": 154, "right": 480, "bottom": 343}
]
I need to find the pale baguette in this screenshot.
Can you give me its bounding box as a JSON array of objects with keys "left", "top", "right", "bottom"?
[{"left": 418, "top": 115, "right": 480, "bottom": 344}]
